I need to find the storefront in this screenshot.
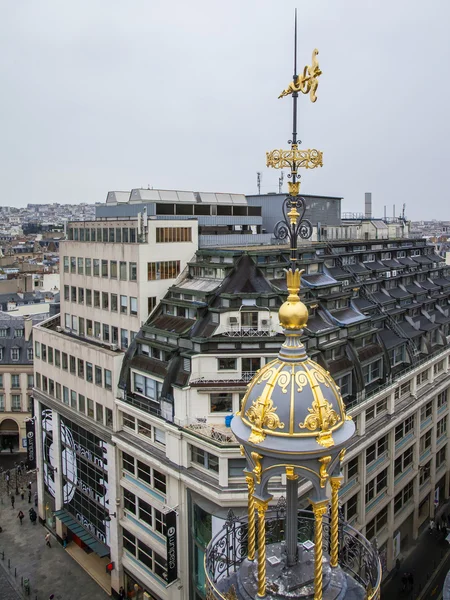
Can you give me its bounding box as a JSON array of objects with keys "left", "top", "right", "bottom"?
[{"left": 124, "top": 571, "right": 161, "bottom": 600}]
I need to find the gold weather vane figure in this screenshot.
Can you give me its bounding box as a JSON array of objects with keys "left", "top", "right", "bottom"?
[{"left": 278, "top": 49, "right": 322, "bottom": 102}]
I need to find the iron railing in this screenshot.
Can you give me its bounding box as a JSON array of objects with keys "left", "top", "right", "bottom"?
[{"left": 205, "top": 506, "right": 381, "bottom": 600}]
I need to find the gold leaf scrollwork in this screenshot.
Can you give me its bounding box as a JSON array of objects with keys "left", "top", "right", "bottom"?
[
  {"left": 318, "top": 456, "right": 331, "bottom": 488},
  {"left": 277, "top": 371, "right": 290, "bottom": 394},
  {"left": 278, "top": 48, "right": 322, "bottom": 102},
  {"left": 223, "top": 585, "right": 238, "bottom": 600},
  {"left": 295, "top": 370, "right": 309, "bottom": 392},
  {"left": 299, "top": 394, "right": 340, "bottom": 448},
  {"left": 266, "top": 147, "right": 323, "bottom": 171},
  {"left": 246, "top": 396, "right": 285, "bottom": 444},
  {"left": 311, "top": 368, "right": 330, "bottom": 388},
  {"left": 339, "top": 448, "right": 346, "bottom": 462},
  {"left": 251, "top": 452, "right": 263, "bottom": 484},
  {"left": 257, "top": 366, "right": 278, "bottom": 385}
]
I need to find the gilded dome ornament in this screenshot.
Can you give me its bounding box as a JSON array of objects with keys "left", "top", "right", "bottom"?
[{"left": 245, "top": 395, "right": 285, "bottom": 444}]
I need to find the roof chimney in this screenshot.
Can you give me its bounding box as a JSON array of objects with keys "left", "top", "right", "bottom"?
[
  {"left": 24, "top": 316, "right": 32, "bottom": 341},
  {"left": 364, "top": 192, "right": 372, "bottom": 219}
]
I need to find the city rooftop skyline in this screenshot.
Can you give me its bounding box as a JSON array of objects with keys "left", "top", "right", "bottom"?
[{"left": 0, "top": 0, "right": 449, "bottom": 220}]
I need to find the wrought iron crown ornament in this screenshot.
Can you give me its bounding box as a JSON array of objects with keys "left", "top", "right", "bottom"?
[{"left": 267, "top": 11, "right": 323, "bottom": 263}]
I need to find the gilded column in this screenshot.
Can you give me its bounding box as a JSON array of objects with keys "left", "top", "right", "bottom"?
[
  {"left": 246, "top": 474, "right": 256, "bottom": 561},
  {"left": 312, "top": 500, "right": 329, "bottom": 600},
  {"left": 330, "top": 478, "right": 342, "bottom": 568},
  {"left": 255, "top": 498, "right": 269, "bottom": 598}
]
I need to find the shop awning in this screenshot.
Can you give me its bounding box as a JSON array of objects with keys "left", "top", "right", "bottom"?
[{"left": 53, "top": 510, "right": 110, "bottom": 557}]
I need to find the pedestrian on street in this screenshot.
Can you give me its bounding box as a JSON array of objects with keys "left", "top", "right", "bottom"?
[
  {"left": 408, "top": 572, "right": 414, "bottom": 591},
  {"left": 62, "top": 532, "right": 67, "bottom": 548},
  {"left": 45, "top": 532, "right": 51, "bottom": 548},
  {"left": 20, "top": 487, "right": 25, "bottom": 501},
  {"left": 28, "top": 490, "right": 31, "bottom": 503},
  {"left": 401, "top": 572, "right": 407, "bottom": 592},
  {"left": 118, "top": 587, "right": 125, "bottom": 600},
  {"left": 17, "top": 510, "right": 24, "bottom": 525},
  {"left": 437, "top": 521, "right": 441, "bottom": 534},
  {"left": 27, "top": 481, "right": 32, "bottom": 491},
  {"left": 10, "top": 493, "right": 15, "bottom": 508},
  {"left": 17, "top": 465, "right": 22, "bottom": 476},
  {"left": 34, "top": 492, "right": 38, "bottom": 507},
  {"left": 429, "top": 519, "right": 435, "bottom": 533}
]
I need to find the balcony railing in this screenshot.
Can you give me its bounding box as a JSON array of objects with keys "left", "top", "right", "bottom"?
[
  {"left": 182, "top": 420, "right": 237, "bottom": 445},
  {"left": 190, "top": 371, "right": 256, "bottom": 385},
  {"left": 123, "top": 394, "right": 161, "bottom": 417},
  {"left": 205, "top": 507, "right": 381, "bottom": 600}
]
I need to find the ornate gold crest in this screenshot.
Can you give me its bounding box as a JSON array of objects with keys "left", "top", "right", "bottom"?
[
  {"left": 318, "top": 456, "right": 331, "bottom": 488},
  {"left": 299, "top": 391, "right": 340, "bottom": 448},
  {"left": 245, "top": 395, "right": 285, "bottom": 444}
]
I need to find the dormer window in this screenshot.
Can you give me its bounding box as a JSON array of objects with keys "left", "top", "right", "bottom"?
[
  {"left": 0, "top": 347, "right": 3, "bottom": 360},
  {"left": 0, "top": 328, "right": 8, "bottom": 338},
  {"left": 14, "top": 329, "right": 24, "bottom": 338},
  {"left": 11, "top": 348, "right": 19, "bottom": 361}
]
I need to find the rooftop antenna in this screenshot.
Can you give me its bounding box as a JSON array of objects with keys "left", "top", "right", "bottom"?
[
  {"left": 257, "top": 172, "right": 262, "bottom": 195},
  {"left": 278, "top": 171, "right": 284, "bottom": 194}
]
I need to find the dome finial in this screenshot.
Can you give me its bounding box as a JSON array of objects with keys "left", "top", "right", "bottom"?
[{"left": 279, "top": 267, "right": 308, "bottom": 330}]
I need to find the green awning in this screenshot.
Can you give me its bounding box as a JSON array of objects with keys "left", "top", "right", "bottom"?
[{"left": 53, "top": 510, "right": 110, "bottom": 558}]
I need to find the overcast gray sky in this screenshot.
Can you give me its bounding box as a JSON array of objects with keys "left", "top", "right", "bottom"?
[{"left": 1, "top": 0, "right": 448, "bottom": 220}]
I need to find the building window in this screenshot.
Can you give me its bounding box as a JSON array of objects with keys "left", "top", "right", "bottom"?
[
  {"left": 394, "top": 480, "right": 414, "bottom": 514},
  {"left": 85, "top": 258, "right": 92, "bottom": 275},
  {"left": 96, "top": 403, "right": 103, "bottom": 423},
  {"left": 95, "top": 366, "right": 102, "bottom": 386},
  {"left": 366, "top": 506, "right": 388, "bottom": 540},
  {"left": 365, "top": 468, "right": 388, "bottom": 504},
  {"left": 86, "top": 289, "right": 92, "bottom": 306},
  {"left": 395, "top": 415, "right": 415, "bottom": 441},
  {"left": 420, "top": 401, "right": 433, "bottom": 422},
  {"left": 105, "top": 408, "right": 113, "bottom": 427},
  {"left": 87, "top": 398, "right": 94, "bottom": 418},
  {"left": 130, "top": 297, "right": 138, "bottom": 316},
  {"left": 111, "top": 294, "right": 118, "bottom": 312},
  {"left": 70, "top": 355, "right": 76, "bottom": 375},
  {"left": 191, "top": 446, "right": 219, "bottom": 473},
  {"left": 11, "top": 348, "right": 19, "bottom": 361},
  {"left": 336, "top": 373, "right": 352, "bottom": 398},
  {"left": 420, "top": 430, "right": 432, "bottom": 453},
  {"left": 437, "top": 417, "right": 447, "bottom": 438},
  {"left": 27, "top": 348, "right": 33, "bottom": 361},
  {"left": 389, "top": 345, "right": 406, "bottom": 366},
  {"left": 123, "top": 413, "right": 136, "bottom": 430},
  {"left": 133, "top": 373, "right": 161, "bottom": 401},
  {"left": 438, "top": 390, "right": 448, "bottom": 408},
  {"left": 86, "top": 362, "right": 93, "bottom": 383},
  {"left": 0, "top": 394, "right": 4, "bottom": 411},
  {"left": 27, "top": 374, "right": 34, "bottom": 388},
  {"left": 121, "top": 329, "right": 129, "bottom": 349},
  {"left": 11, "top": 374, "right": 20, "bottom": 388},
  {"left": 122, "top": 528, "right": 167, "bottom": 581},
  {"left": 101, "top": 260, "right": 108, "bottom": 278},
  {"left": 62, "top": 353, "right": 68, "bottom": 371},
  {"left": 120, "top": 261, "right": 127, "bottom": 280},
  {"left": 366, "top": 435, "right": 388, "bottom": 466},
  {"left": 156, "top": 227, "right": 192, "bottom": 243},
  {"left": 210, "top": 393, "right": 233, "bottom": 413},
  {"left": 394, "top": 446, "right": 414, "bottom": 476},
  {"left": 148, "top": 297, "right": 157, "bottom": 314},
  {"left": 63, "top": 387, "right": 69, "bottom": 405},
  {"left": 78, "top": 394, "right": 85, "bottom": 413},
  {"left": 147, "top": 260, "right": 181, "bottom": 281},
  {"left": 362, "top": 359, "right": 382, "bottom": 385},
  {"left": 129, "top": 262, "right": 137, "bottom": 281},
  {"left": 64, "top": 285, "right": 69, "bottom": 301},
  {"left": 343, "top": 493, "right": 358, "bottom": 521},
  {"left": 218, "top": 358, "right": 237, "bottom": 370},
  {"left": 395, "top": 381, "right": 411, "bottom": 399},
  {"left": 437, "top": 445, "right": 447, "bottom": 469},
  {"left": 228, "top": 458, "right": 246, "bottom": 478},
  {"left": 120, "top": 295, "right": 128, "bottom": 314},
  {"left": 11, "top": 395, "right": 21, "bottom": 411},
  {"left": 104, "top": 370, "right": 112, "bottom": 390},
  {"left": 63, "top": 256, "right": 69, "bottom": 273},
  {"left": 94, "top": 290, "right": 100, "bottom": 308},
  {"left": 110, "top": 261, "right": 117, "bottom": 278},
  {"left": 102, "top": 292, "right": 109, "bottom": 310},
  {"left": 93, "top": 259, "right": 100, "bottom": 276},
  {"left": 34, "top": 341, "right": 40, "bottom": 358},
  {"left": 417, "top": 370, "right": 429, "bottom": 386}
]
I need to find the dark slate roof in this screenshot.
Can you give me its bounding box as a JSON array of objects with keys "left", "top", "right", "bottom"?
[
  {"left": 328, "top": 307, "right": 367, "bottom": 325},
  {"left": 270, "top": 278, "right": 287, "bottom": 291},
  {"left": 0, "top": 313, "right": 46, "bottom": 365},
  {"left": 433, "top": 278, "right": 450, "bottom": 288},
  {"left": 357, "top": 343, "right": 384, "bottom": 363},
  {"left": 413, "top": 255, "right": 433, "bottom": 265},
  {"left": 352, "top": 297, "right": 376, "bottom": 311},
  {"left": 347, "top": 264, "right": 370, "bottom": 274},
  {"left": 371, "top": 291, "right": 393, "bottom": 305},
  {"left": 328, "top": 356, "right": 353, "bottom": 375},
  {"left": 419, "top": 280, "right": 440, "bottom": 291},
  {"left": 378, "top": 329, "right": 406, "bottom": 349},
  {"left": 418, "top": 316, "right": 440, "bottom": 331},
  {"left": 429, "top": 310, "right": 450, "bottom": 325},
  {"left": 129, "top": 355, "right": 168, "bottom": 378},
  {"left": 326, "top": 266, "right": 350, "bottom": 279},
  {"left": 305, "top": 313, "right": 335, "bottom": 333},
  {"left": 383, "top": 259, "right": 405, "bottom": 269},
  {"left": 398, "top": 322, "right": 423, "bottom": 339},
  {"left": 148, "top": 315, "right": 196, "bottom": 334},
  {"left": 190, "top": 311, "right": 219, "bottom": 339},
  {"left": 365, "top": 261, "right": 389, "bottom": 272},
  {"left": 405, "top": 283, "right": 425, "bottom": 295},
  {"left": 388, "top": 288, "right": 413, "bottom": 299},
  {"left": 302, "top": 273, "right": 338, "bottom": 287},
  {"left": 217, "top": 254, "right": 273, "bottom": 294},
  {"left": 398, "top": 257, "right": 418, "bottom": 266}
]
